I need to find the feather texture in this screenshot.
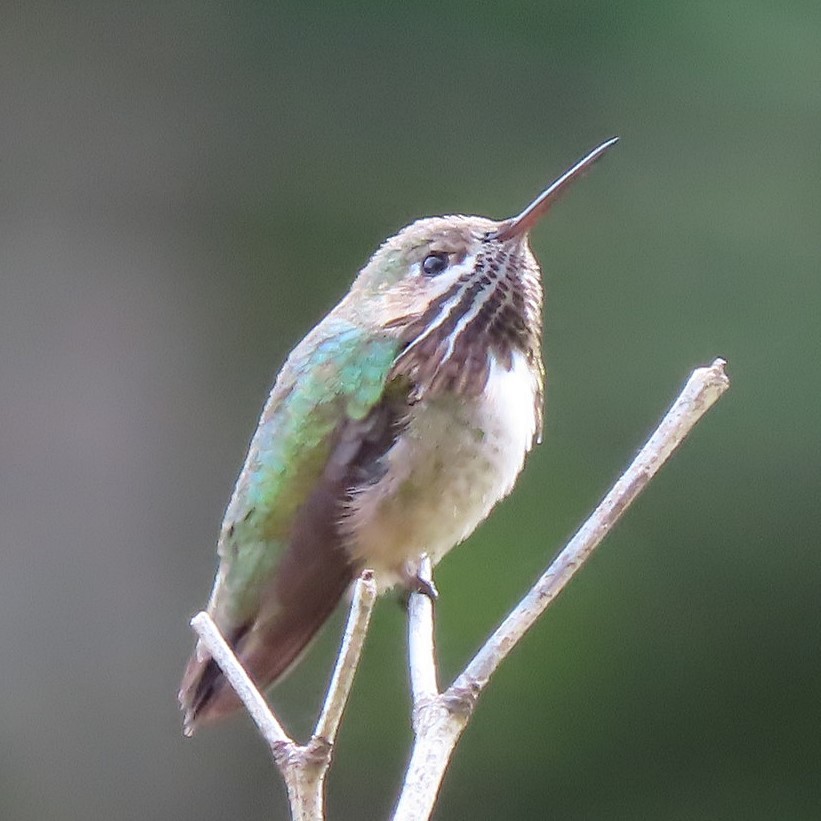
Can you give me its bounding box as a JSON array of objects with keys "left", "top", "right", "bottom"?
[{"left": 179, "top": 320, "right": 401, "bottom": 732}]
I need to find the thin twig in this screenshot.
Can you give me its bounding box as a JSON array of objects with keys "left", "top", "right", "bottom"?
[
  {"left": 407, "top": 556, "right": 438, "bottom": 708},
  {"left": 190, "top": 571, "right": 378, "bottom": 820},
  {"left": 192, "top": 359, "right": 730, "bottom": 821},
  {"left": 454, "top": 357, "right": 730, "bottom": 694},
  {"left": 315, "top": 570, "right": 377, "bottom": 743},
  {"left": 394, "top": 357, "right": 731, "bottom": 821},
  {"left": 190, "top": 612, "right": 292, "bottom": 751}
]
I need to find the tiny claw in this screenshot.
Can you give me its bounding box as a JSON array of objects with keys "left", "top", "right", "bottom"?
[
  {"left": 414, "top": 574, "right": 438, "bottom": 602},
  {"left": 395, "top": 557, "right": 438, "bottom": 609},
  {"left": 401, "top": 557, "right": 438, "bottom": 601}
]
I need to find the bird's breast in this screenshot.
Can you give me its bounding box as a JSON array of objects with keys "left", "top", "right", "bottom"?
[{"left": 342, "top": 350, "right": 541, "bottom": 589}]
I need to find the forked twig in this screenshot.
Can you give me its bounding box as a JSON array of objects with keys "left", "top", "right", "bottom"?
[
  {"left": 191, "top": 570, "right": 377, "bottom": 820},
  {"left": 393, "top": 358, "right": 730, "bottom": 820},
  {"left": 189, "top": 358, "right": 730, "bottom": 821}
]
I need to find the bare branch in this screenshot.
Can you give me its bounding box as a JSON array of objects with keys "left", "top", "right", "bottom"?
[
  {"left": 453, "top": 357, "right": 730, "bottom": 695},
  {"left": 190, "top": 570, "right": 378, "bottom": 820},
  {"left": 407, "top": 556, "right": 438, "bottom": 708},
  {"left": 190, "top": 612, "right": 292, "bottom": 752},
  {"left": 315, "top": 570, "right": 377, "bottom": 744},
  {"left": 191, "top": 359, "right": 730, "bottom": 821},
  {"left": 394, "top": 358, "right": 731, "bottom": 821},
  {"left": 394, "top": 557, "right": 460, "bottom": 821}
]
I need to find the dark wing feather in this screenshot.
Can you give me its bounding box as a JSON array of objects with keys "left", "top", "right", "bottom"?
[{"left": 179, "top": 382, "right": 408, "bottom": 733}]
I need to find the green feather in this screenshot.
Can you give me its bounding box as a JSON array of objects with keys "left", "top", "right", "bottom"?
[{"left": 211, "top": 318, "right": 399, "bottom": 626}]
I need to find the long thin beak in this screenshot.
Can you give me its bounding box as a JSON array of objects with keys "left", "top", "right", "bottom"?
[{"left": 491, "top": 136, "right": 619, "bottom": 242}]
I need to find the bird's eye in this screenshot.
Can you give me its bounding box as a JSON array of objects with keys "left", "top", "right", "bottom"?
[{"left": 422, "top": 252, "right": 449, "bottom": 277}]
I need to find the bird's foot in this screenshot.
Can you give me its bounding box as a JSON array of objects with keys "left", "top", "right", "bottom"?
[
  {"left": 412, "top": 572, "right": 439, "bottom": 602},
  {"left": 401, "top": 558, "right": 438, "bottom": 602}
]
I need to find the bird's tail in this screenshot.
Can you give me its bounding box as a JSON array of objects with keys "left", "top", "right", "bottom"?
[{"left": 179, "top": 551, "right": 355, "bottom": 735}]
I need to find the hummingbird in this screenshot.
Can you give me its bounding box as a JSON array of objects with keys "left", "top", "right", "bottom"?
[{"left": 179, "top": 137, "right": 618, "bottom": 734}]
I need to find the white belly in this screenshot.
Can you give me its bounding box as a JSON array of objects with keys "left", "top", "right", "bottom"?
[{"left": 343, "top": 351, "right": 540, "bottom": 589}]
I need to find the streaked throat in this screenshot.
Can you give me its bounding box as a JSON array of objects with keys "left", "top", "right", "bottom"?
[{"left": 392, "top": 239, "right": 543, "bottom": 401}]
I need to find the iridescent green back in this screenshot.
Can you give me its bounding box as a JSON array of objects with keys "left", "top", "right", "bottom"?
[{"left": 211, "top": 317, "right": 400, "bottom": 627}]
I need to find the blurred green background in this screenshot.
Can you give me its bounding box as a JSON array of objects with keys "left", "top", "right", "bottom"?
[{"left": 2, "top": 1, "right": 819, "bottom": 818}]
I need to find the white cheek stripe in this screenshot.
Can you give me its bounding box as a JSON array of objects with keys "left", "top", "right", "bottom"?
[
  {"left": 394, "top": 254, "right": 479, "bottom": 362},
  {"left": 422, "top": 255, "right": 515, "bottom": 375},
  {"left": 436, "top": 277, "right": 498, "bottom": 367}
]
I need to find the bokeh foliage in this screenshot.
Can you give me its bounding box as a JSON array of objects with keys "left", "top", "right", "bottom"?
[{"left": 1, "top": 1, "right": 819, "bottom": 818}]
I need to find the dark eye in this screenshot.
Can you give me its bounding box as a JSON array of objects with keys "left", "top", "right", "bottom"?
[{"left": 422, "top": 252, "right": 449, "bottom": 277}]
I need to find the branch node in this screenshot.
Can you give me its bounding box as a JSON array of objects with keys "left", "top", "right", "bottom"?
[
  {"left": 302, "top": 736, "right": 333, "bottom": 767},
  {"left": 270, "top": 739, "right": 294, "bottom": 770},
  {"left": 411, "top": 695, "right": 437, "bottom": 733},
  {"left": 441, "top": 681, "right": 479, "bottom": 718}
]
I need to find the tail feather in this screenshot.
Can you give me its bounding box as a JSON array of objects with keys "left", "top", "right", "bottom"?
[
  {"left": 179, "top": 571, "right": 352, "bottom": 735},
  {"left": 179, "top": 405, "right": 400, "bottom": 733},
  {"left": 179, "top": 514, "right": 356, "bottom": 733}
]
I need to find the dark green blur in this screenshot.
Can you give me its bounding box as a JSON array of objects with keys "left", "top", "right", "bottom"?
[{"left": 1, "top": 1, "right": 819, "bottom": 818}]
